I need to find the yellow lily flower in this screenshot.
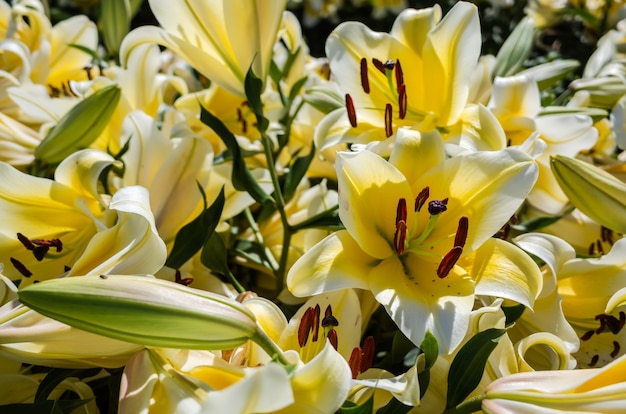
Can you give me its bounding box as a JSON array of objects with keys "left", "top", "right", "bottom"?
[
  {"left": 316, "top": 2, "right": 481, "bottom": 150},
  {"left": 288, "top": 128, "right": 541, "bottom": 353},
  {"left": 483, "top": 350, "right": 626, "bottom": 413},
  {"left": 120, "top": 0, "right": 287, "bottom": 97}
]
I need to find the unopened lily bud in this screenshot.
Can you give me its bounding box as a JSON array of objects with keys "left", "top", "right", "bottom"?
[
  {"left": 34, "top": 84, "right": 121, "bottom": 165},
  {"left": 519, "top": 59, "right": 579, "bottom": 90},
  {"left": 551, "top": 155, "right": 626, "bottom": 233},
  {"left": 99, "top": 0, "right": 131, "bottom": 57},
  {"left": 569, "top": 77, "right": 626, "bottom": 109},
  {"left": 18, "top": 275, "right": 260, "bottom": 350},
  {"left": 492, "top": 17, "right": 534, "bottom": 78}
]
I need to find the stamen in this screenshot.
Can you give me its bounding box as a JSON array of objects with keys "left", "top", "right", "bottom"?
[
  {"left": 298, "top": 307, "right": 315, "bottom": 348},
  {"left": 454, "top": 217, "right": 469, "bottom": 248},
  {"left": 383, "top": 60, "right": 395, "bottom": 70},
  {"left": 372, "top": 58, "right": 386, "bottom": 74},
  {"left": 321, "top": 305, "right": 338, "bottom": 328},
  {"left": 10, "top": 257, "right": 32, "bottom": 278},
  {"left": 396, "top": 197, "right": 407, "bottom": 224},
  {"left": 385, "top": 103, "right": 393, "bottom": 137},
  {"left": 588, "top": 242, "right": 595, "bottom": 256},
  {"left": 398, "top": 84, "right": 407, "bottom": 119},
  {"left": 611, "top": 341, "right": 621, "bottom": 358},
  {"left": 395, "top": 59, "right": 404, "bottom": 91},
  {"left": 33, "top": 246, "right": 49, "bottom": 261},
  {"left": 174, "top": 269, "right": 193, "bottom": 286},
  {"left": 606, "top": 315, "right": 621, "bottom": 334},
  {"left": 17, "top": 233, "right": 34, "bottom": 250},
  {"left": 589, "top": 354, "right": 599, "bottom": 367},
  {"left": 596, "top": 240, "right": 604, "bottom": 255},
  {"left": 327, "top": 329, "right": 338, "bottom": 350},
  {"left": 360, "top": 58, "right": 370, "bottom": 94},
  {"left": 360, "top": 336, "right": 375, "bottom": 373},
  {"left": 348, "top": 347, "right": 362, "bottom": 379},
  {"left": 237, "top": 108, "right": 243, "bottom": 122},
  {"left": 312, "top": 304, "right": 321, "bottom": 341},
  {"left": 580, "top": 330, "right": 594, "bottom": 341},
  {"left": 428, "top": 199, "right": 448, "bottom": 216},
  {"left": 346, "top": 94, "right": 357, "bottom": 127},
  {"left": 620, "top": 311, "right": 626, "bottom": 328},
  {"left": 414, "top": 187, "right": 430, "bottom": 212},
  {"left": 437, "top": 246, "right": 462, "bottom": 278},
  {"left": 394, "top": 198, "right": 408, "bottom": 255},
  {"left": 83, "top": 65, "right": 93, "bottom": 80}
]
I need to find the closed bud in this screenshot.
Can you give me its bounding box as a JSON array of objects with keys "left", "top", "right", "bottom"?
[
  {"left": 551, "top": 155, "right": 626, "bottom": 234},
  {"left": 99, "top": 0, "right": 132, "bottom": 57}
]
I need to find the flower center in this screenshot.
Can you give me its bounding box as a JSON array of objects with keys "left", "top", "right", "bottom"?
[
  {"left": 393, "top": 188, "right": 469, "bottom": 279},
  {"left": 579, "top": 311, "right": 625, "bottom": 367},
  {"left": 297, "top": 304, "right": 339, "bottom": 362},
  {"left": 348, "top": 336, "right": 375, "bottom": 379}
]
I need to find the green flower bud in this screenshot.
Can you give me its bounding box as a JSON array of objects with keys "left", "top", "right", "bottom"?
[
  {"left": 518, "top": 59, "right": 579, "bottom": 91},
  {"left": 34, "top": 84, "right": 121, "bottom": 165},
  {"left": 18, "top": 275, "right": 260, "bottom": 350},
  {"left": 551, "top": 155, "right": 626, "bottom": 233},
  {"left": 493, "top": 17, "right": 534, "bottom": 78},
  {"left": 99, "top": 0, "right": 131, "bottom": 57}
]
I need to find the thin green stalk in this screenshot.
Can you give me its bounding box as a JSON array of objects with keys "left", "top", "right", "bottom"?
[
  {"left": 243, "top": 207, "right": 279, "bottom": 273},
  {"left": 252, "top": 326, "right": 290, "bottom": 366}
]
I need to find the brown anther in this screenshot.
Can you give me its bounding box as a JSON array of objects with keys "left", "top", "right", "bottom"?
[
  {"left": 385, "top": 103, "right": 393, "bottom": 137},
  {"left": 349, "top": 347, "right": 362, "bottom": 379},
  {"left": 372, "top": 58, "right": 386, "bottom": 74},
  {"left": 611, "top": 341, "right": 621, "bottom": 358},
  {"left": 33, "top": 245, "right": 49, "bottom": 261},
  {"left": 321, "top": 304, "right": 338, "bottom": 328},
  {"left": 298, "top": 307, "right": 315, "bottom": 348},
  {"left": 174, "top": 269, "right": 193, "bottom": 286},
  {"left": 241, "top": 119, "right": 248, "bottom": 134},
  {"left": 346, "top": 94, "right": 357, "bottom": 127},
  {"left": 596, "top": 240, "right": 604, "bottom": 255},
  {"left": 588, "top": 242, "right": 595, "bottom": 255},
  {"left": 395, "top": 59, "right": 404, "bottom": 91},
  {"left": 360, "top": 58, "right": 370, "bottom": 94},
  {"left": 596, "top": 317, "right": 607, "bottom": 334},
  {"left": 84, "top": 65, "right": 93, "bottom": 80},
  {"left": 428, "top": 199, "right": 448, "bottom": 216},
  {"left": 601, "top": 226, "right": 614, "bottom": 245},
  {"left": 454, "top": 217, "right": 469, "bottom": 248},
  {"left": 327, "top": 329, "right": 338, "bottom": 350},
  {"left": 64, "top": 265, "right": 71, "bottom": 272},
  {"left": 437, "top": 246, "right": 463, "bottom": 278},
  {"left": 360, "top": 336, "right": 375, "bottom": 373},
  {"left": 589, "top": 354, "right": 599, "bottom": 367},
  {"left": 17, "top": 233, "right": 34, "bottom": 250},
  {"left": 237, "top": 108, "right": 243, "bottom": 122},
  {"left": 394, "top": 198, "right": 408, "bottom": 255},
  {"left": 414, "top": 187, "right": 430, "bottom": 212},
  {"left": 312, "top": 304, "right": 321, "bottom": 341},
  {"left": 398, "top": 84, "right": 407, "bottom": 120},
  {"left": 10, "top": 257, "right": 32, "bottom": 278},
  {"left": 620, "top": 312, "right": 626, "bottom": 328},
  {"left": 606, "top": 315, "right": 621, "bottom": 334},
  {"left": 99, "top": 275, "right": 108, "bottom": 279},
  {"left": 383, "top": 60, "right": 395, "bottom": 70},
  {"left": 580, "top": 330, "right": 594, "bottom": 341}
]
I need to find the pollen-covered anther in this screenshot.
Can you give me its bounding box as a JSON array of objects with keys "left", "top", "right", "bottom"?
[
  {"left": 327, "top": 329, "right": 338, "bottom": 350},
  {"left": 428, "top": 198, "right": 448, "bottom": 216},
  {"left": 10, "top": 257, "right": 32, "bottom": 278},
  {"left": 298, "top": 307, "right": 316, "bottom": 348},
  {"left": 414, "top": 187, "right": 430, "bottom": 212},
  {"left": 611, "top": 341, "right": 621, "bottom": 358},
  {"left": 437, "top": 246, "right": 463, "bottom": 278},
  {"left": 312, "top": 304, "right": 321, "bottom": 341},
  {"left": 321, "top": 304, "right": 338, "bottom": 328},
  {"left": 360, "top": 58, "right": 370, "bottom": 94},
  {"left": 360, "top": 336, "right": 375, "bottom": 373},
  {"left": 385, "top": 103, "right": 393, "bottom": 137},
  {"left": 349, "top": 347, "right": 362, "bottom": 379},
  {"left": 372, "top": 58, "right": 386, "bottom": 74},
  {"left": 394, "top": 198, "right": 408, "bottom": 254},
  {"left": 346, "top": 94, "right": 357, "bottom": 127},
  {"left": 398, "top": 84, "right": 407, "bottom": 119},
  {"left": 454, "top": 217, "right": 469, "bottom": 248},
  {"left": 395, "top": 59, "right": 404, "bottom": 91},
  {"left": 17, "top": 233, "right": 35, "bottom": 250}
]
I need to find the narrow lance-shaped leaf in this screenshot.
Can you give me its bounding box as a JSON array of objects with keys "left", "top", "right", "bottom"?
[
  {"left": 200, "top": 105, "right": 274, "bottom": 205},
  {"left": 35, "top": 84, "right": 121, "bottom": 165},
  {"left": 165, "top": 185, "right": 225, "bottom": 269},
  {"left": 244, "top": 68, "right": 270, "bottom": 133},
  {"left": 418, "top": 331, "right": 439, "bottom": 399},
  {"left": 18, "top": 275, "right": 260, "bottom": 350}
]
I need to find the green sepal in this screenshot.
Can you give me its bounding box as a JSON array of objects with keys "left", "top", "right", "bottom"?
[
  {"left": 35, "top": 84, "right": 121, "bottom": 165},
  {"left": 445, "top": 328, "right": 507, "bottom": 410},
  {"left": 200, "top": 105, "right": 274, "bottom": 205},
  {"left": 244, "top": 68, "right": 270, "bottom": 133},
  {"left": 165, "top": 185, "right": 225, "bottom": 269},
  {"left": 492, "top": 17, "right": 534, "bottom": 78}
]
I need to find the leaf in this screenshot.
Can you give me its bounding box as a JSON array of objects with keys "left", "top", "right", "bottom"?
[
  {"left": 244, "top": 68, "right": 269, "bottom": 133},
  {"left": 502, "top": 304, "right": 526, "bottom": 326},
  {"left": 339, "top": 394, "right": 374, "bottom": 414},
  {"left": 376, "top": 397, "right": 412, "bottom": 414},
  {"left": 165, "top": 186, "right": 225, "bottom": 269},
  {"left": 446, "top": 328, "right": 507, "bottom": 409},
  {"left": 200, "top": 106, "right": 273, "bottom": 205},
  {"left": 200, "top": 232, "right": 230, "bottom": 277},
  {"left": 418, "top": 331, "right": 438, "bottom": 398},
  {"left": 283, "top": 142, "right": 315, "bottom": 200}
]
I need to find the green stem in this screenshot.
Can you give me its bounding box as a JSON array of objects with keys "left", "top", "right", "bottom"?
[
  {"left": 243, "top": 207, "right": 279, "bottom": 273},
  {"left": 290, "top": 204, "right": 339, "bottom": 232},
  {"left": 252, "top": 327, "right": 290, "bottom": 366},
  {"left": 443, "top": 395, "right": 484, "bottom": 414},
  {"left": 225, "top": 269, "right": 246, "bottom": 294}
]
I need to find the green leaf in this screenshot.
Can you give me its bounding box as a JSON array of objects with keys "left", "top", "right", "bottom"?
[
  {"left": 35, "top": 368, "right": 101, "bottom": 402},
  {"left": 417, "top": 331, "right": 438, "bottom": 398},
  {"left": 288, "top": 76, "right": 309, "bottom": 103},
  {"left": 376, "top": 397, "right": 412, "bottom": 414},
  {"left": 446, "top": 328, "right": 507, "bottom": 409},
  {"left": 200, "top": 106, "right": 273, "bottom": 205},
  {"left": 165, "top": 186, "right": 225, "bottom": 269},
  {"left": 244, "top": 68, "right": 269, "bottom": 133},
  {"left": 35, "top": 84, "right": 121, "bottom": 165},
  {"left": 339, "top": 394, "right": 373, "bottom": 414},
  {"left": 510, "top": 206, "right": 573, "bottom": 232},
  {"left": 200, "top": 232, "right": 230, "bottom": 276},
  {"left": 283, "top": 142, "right": 315, "bottom": 200},
  {"left": 502, "top": 304, "right": 526, "bottom": 326}
]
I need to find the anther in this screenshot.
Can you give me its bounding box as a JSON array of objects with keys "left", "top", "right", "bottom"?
[
  {"left": 611, "top": 341, "right": 621, "bottom": 358},
  {"left": 33, "top": 246, "right": 49, "bottom": 261},
  {"left": 360, "top": 58, "right": 370, "bottom": 94},
  {"left": 398, "top": 84, "right": 407, "bottom": 119},
  {"left": 17, "top": 233, "right": 34, "bottom": 250},
  {"left": 620, "top": 312, "right": 625, "bottom": 328},
  {"left": 10, "top": 257, "right": 32, "bottom": 278},
  {"left": 312, "top": 304, "right": 321, "bottom": 341},
  {"left": 437, "top": 246, "right": 463, "bottom": 278},
  {"left": 360, "top": 336, "right": 375, "bottom": 373},
  {"left": 394, "top": 198, "right": 408, "bottom": 255},
  {"left": 428, "top": 199, "right": 448, "bottom": 216},
  {"left": 372, "top": 58, "right": 386, "bottom": 74},
  {"left": 385, "top": 103, "right": 393, "bottom": 137},
  {"left": 327, "top": 329, "right": 338, "bottom": 350},
  {"left": 298, "top": 307, "right": 315, "bottom": 348},
  {"left": 321, "top": 305, "right": 338, "bottom": 328},
  {"left": 589, "top": 354, "right": 599, "bottom": 367},
  {"left": 580, "top": 330, "right": 594, "bottom": 341},
  {"left": 596, "top": 240, "right": 604, "bottom": 255},
  {"left": 174, "top": 269, "right": 193, "bottom": 286},
  {"left": 454, "top": 217, "right": 469, "bottom": 248},
  {"left": 414, "top": 187, "right": 430, "bottom": 212},
  {"left": 83, "top": 65, "right": 93, "bottom": 80},
  {"left": 348, "top": 347, "right": 362, "bottom": 379},
  {"left": 346, "top": 94, "right": 357, "bottom": 127},
  {"left": 383, "top": 60, "right": 395, "bottom": 70},
  {"left": 395, "top": 59, "right": 404, "bottom": 91}
]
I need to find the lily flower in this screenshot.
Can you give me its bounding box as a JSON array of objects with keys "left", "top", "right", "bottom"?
[
  {"left": 288, "top": 128, "right": 541, "bottom": 353},
  {"left": 120, "top": 0, "right": 287, "bottom": 97}
]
